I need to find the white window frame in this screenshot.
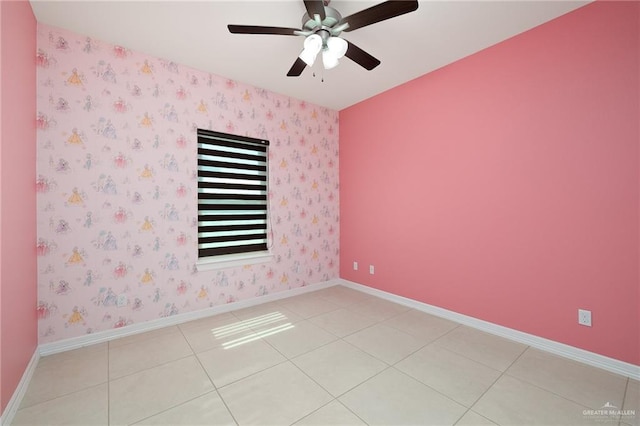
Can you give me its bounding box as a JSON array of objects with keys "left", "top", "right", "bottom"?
[{"left": 196, "top": 129, "right": 272, "bottom": 271}]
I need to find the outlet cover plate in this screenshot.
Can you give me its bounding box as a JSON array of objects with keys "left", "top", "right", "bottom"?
[{"left": 578, "top": 309, "right": 592, "bottom": 327}]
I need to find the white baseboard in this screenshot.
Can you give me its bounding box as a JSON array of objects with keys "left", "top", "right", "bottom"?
[
  {"left": 0, "top": 349, "right": 40, "bottom": 426},
  {"left": 39, "top": 278, "right": 341, "bottom": 356},
  {"left": 339, "top": 279, "right": 640, "bottom": 380}
]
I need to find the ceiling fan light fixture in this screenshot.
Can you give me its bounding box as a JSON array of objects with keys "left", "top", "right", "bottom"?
[
  {"left": 322, "top": 36, "right": 347, "bottom": 70},
  {"left": 327, "top": 36, "right": 348, "bottom": 59},
  {"left": 322, "top": 49, "right": 340, "bottom": 69},
  {"left": 299, "top": 48, "right": 318, "bottom": 66},
  {"left": 299, "top": 33, "right": 322, "bottom": 66}
]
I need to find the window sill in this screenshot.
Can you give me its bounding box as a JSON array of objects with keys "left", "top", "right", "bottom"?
[{"left": 196, "top": 251, "right": 273, "bottom": 272}]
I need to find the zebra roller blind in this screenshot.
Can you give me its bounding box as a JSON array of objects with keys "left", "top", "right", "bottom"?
[{"left": 197, "top": 129, "right": 270, "bottom": 258}]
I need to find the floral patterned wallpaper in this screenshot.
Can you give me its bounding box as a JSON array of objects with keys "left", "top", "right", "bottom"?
[{"left": 36, "top": 24, "right": 340, "bottom": 344}]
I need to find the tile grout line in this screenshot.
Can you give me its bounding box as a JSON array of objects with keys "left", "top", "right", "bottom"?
[
  {"left": 179, "top": 314, "right": 340, "bottom": 423},
  {"left": 384, "top": 321, "right": 464, "bottom": 367},
  {"left": 107, "top": 327, "right": 196, "bottom": 381},
  {"left": 290, "top": 357, "right": 398, "bottom": 425},
  {"left": 267, "top": 295, "right": 472, "bottom": 420},
  {"left": 498, "top": 347, "right": 630, "bottom": 413},
  {"left": 450, "top": 344, "right": 531, "bottom": 426},
  {"left": 316, "top": 303, "right": 416, "bottom": 342},
  {"left": 178, "top": 322, "right": 239, "bottom": 425},
  {"left": 314, "top": 303, "right": 460, "bottom": 368},
  {"left": 250, "top": 304, "right": 375, "bottom": 425},
  {"left": 368, "top": 322, "right": 513, "bottom": 425},
  {"left": 427, "top": 330, "right": 525, "bottom": 373},
  {"left": 284, "top": 308, "right": 482, "bottom": 425},
  {"left": 178, "top": 323, "right": 241, "bottom": 426},
  {"left": 14, "top": 382, "right": 109, "bottom": 419},
  {"left": 209, "top": 358, "right": 291, "bottom": 391},
  {"left": 501, "top": 371, "right": 603, "bottom": 412},
  {"left": 127, "top": 389, "right": 227, "bottom": 426},
  {"left": 333, "top": 398, "right": 371, "bottom": 426},
  {"left": 389, "top": 364, "right": 476, "bottom": 412},
  {"left": 500, "top": 371, "right": 624, "bottom": 414},
  {"left": 284, "top": 399, "right": 336, "bottom": 425},
  {"left": 467, "top": 344, "right": 562, "bottom": 425},
  {"left": 452, "top": 409, "right": 496, "bottom": 426},
  {"left": 180, "top": 311, "right": 303, "bottom": 391},
  {"left": 286, "top": 397, "right": 370, "bottom": 426},
  {"left": 110, "top": 325, "right": 231, "bottom": 425},
  {"left": 16, "top": 345, "right": 111, "bottom": 412},
  {"left": 109, "top": 352, "right": 196, "bottom": 383},
  {"left": 303, "top": 305, "right": 377, "bottom": 337},
  {"left": 207, "top": 344, "right": 327, "bottom": 424},
  {"left": 618, "top": 378, "right": 629, "bottom": 426}
]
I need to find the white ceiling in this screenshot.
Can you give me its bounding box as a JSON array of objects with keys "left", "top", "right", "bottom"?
[{"left": 29, "top": 0, "right": 589, "bottom": 111}]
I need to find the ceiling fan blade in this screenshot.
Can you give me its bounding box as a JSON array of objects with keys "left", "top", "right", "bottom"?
[
  {"left": 287, "top": 57, "right": 307, "bottom": 76},
  {"left": 303, "top": 0, "right": 326, "bottom": 22},
  {"left": 228, "top": 25, "right": 300, "bottom": 36},
  {"left": 344, "top": 41, "right": 381, "bottom": 71},
  {"left": 341, "top": 0, "right": 419, "bottom": 32}
]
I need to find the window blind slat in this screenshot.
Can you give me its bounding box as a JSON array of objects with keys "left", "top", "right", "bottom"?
[
  {"left": 198, "top": 212, "right": 267, "bottom": 222},
  {"left": 198, "top": 203, "right": 266, "bottom": 211},
  {"left": 197, "top": 159, "right": 266, "bottom": 172},
  {"left": 197, "top": 170, "right": 267, "bottom": 182},
  {"left": 199, "top": 243, "right": 268, "bottom": 258},
  {"left": 197, "top": 147, "right": 266, "bottom": 162},
  {"left": 198, "top": 192, "right": 266, "bottom": 201},
  {"left": 198, "top": 181, "right": 267, "bottom": 192},
  {"left": 198, "top": 134, "right": 268, "bottom": 152},
  {"left": 199, "top": 233, "right": 267, "bottom": 245},
  {"left": 199, "top": 223, "right": 267, "bottom": 233}
]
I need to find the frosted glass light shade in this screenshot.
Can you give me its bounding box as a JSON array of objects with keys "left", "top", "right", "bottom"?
[
  {"left": 322, "top": 49, "right": 339, "bottom": 69},
  {"left": 299, "top": 34, "right": 322, "bottom": 66},
  {"left": 327, "top": 36, "right": 348, "bottom": 59},
  {"left": 322, "top": 36, "right": 348, "bottom": 70}
]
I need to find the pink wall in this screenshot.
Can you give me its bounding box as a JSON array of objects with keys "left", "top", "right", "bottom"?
[
  {"left": 0, "top": 0, "right": 3, "bottom": 412},
  {"left": 0, "top": 0, "right": 38, "bottom": 414},
  {"left": 36, "top": 25, "right": 339, "bottom": 344},
  {"left": 340, "top": 1, "right": 639, "bottom": 365}
]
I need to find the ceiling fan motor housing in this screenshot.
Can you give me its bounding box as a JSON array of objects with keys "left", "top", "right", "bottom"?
[{"left": 302, "top": 6, "right": 344, "bottom": 36}]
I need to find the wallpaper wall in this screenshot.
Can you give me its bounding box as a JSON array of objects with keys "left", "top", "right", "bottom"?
[{"left": 36, "top": 24, "right": 340, "bottom": 344}]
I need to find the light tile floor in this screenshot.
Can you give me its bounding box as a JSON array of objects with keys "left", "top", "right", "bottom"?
[{"left": 13, "top": 285, "right": 639, "bottom": 426}]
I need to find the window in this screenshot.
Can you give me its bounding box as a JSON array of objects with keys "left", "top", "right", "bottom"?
[{"left": 197, "top": 129, "right": 270, "bottom": 266}]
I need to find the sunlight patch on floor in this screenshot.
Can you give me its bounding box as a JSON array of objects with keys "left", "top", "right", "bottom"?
[
  {"left": 209, "top": 311, "right": 295, "bottom": 349},
  {"left": 222, "top": 323, "right": 295, "bottom": 349}
]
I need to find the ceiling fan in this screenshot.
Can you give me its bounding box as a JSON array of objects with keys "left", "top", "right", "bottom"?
[{"left": 228, "top": 0, "right": 419, "bottom": 76}]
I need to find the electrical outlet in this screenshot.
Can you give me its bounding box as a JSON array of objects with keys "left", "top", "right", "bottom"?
[
  {"left": 117, "top": 294, "right": 128, "bottom": 308},
  {"left": 369, "top": 265, "right": 374, "bottom": 275},
  {"left": 578, "top": 309, "right": 592, "bottom": 327},
  {"left": 353, "top": 261, "right": 358, "bottom": 271}
]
